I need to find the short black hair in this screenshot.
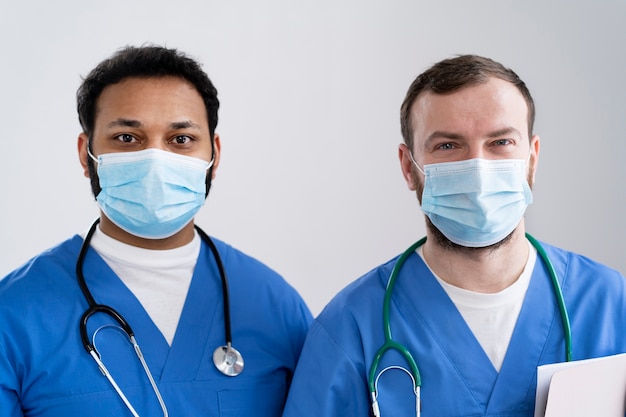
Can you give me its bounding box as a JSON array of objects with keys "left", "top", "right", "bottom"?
[{"left": 77, "top": 45, "right": 219, "bottom": 139}]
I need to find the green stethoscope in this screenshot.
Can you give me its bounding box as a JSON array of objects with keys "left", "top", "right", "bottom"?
[{"left": 367, "top": 233, "right": 572, "bottom": 417}]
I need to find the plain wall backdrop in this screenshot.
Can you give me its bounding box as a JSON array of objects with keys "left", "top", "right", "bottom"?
[{"left": 1, "top": 1, "right": 624, "bottom": 315}]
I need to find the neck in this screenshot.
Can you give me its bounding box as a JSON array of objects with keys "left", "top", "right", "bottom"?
[
  {"left": 98, "top": 214, "right": 196, "bottom": 250},
  {"left": 422, "top": 224, "right": 529, "bottom": 293}
]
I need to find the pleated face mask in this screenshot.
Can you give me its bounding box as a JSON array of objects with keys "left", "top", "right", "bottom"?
[
  {"left": 89, "top": 148, "right": 213, "bottom": 239},
  {"left": 416, "top": 157, "right": 533, "bottom": 248}
]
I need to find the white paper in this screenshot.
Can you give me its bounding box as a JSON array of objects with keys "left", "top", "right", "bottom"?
[{"left": 535, "top": 353, "right": 626, "bottom": 417}]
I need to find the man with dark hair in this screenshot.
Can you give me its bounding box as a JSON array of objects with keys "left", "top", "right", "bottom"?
[
  {"left": 282, "top": 55, "right": 626, "bottom": 416},
  {"left": 0, "top": 45, "right": 312, "bottom": 417}
]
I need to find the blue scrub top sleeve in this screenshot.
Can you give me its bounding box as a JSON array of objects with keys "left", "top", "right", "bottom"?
[
  {"left": 0, "top": 347, "right": 23, "bottom": 417},
  {"left": 287, "top": 296, "right": 313, "bottom": 363},
  {"left": 282, "top": 321, "right": 371, "bottom": 417}
]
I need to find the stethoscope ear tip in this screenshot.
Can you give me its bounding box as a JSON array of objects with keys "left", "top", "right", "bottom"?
[{"left": 213, "top": 345, "right": 244, "bottom": 376}]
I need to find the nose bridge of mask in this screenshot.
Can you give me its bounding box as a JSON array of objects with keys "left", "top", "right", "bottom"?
[
  {"left": 425, "top": 158, "right": 528, "bottom": 195},
  {"left": 411, "top": 148, "right": 532, "bottom": 172},
  {"left": 89, "top": 148, "right": 213, "bottom": 171},
  {"left": 407, "top": 153, "right": 531, "bottom": 201},
  {"left": 102, "top": 150, "right": 211, "bottom": 195}
]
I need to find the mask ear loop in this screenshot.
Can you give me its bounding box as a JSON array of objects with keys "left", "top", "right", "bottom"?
[
  {"left": 406, "top": 150, "right": 425, "bottom": 176},
  {"left": 87, "top": 145, "right": 99, "bottom": 164},
  {"left": 85, "top": 138, "right": 103, "bottom": 197}
]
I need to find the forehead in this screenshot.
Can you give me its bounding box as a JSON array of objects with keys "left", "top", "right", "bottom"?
[
  {"left": 410, "top": 77, "right": 530, "bottom": 139},
  {"left": 94, "top": 76, "right": 208, "bottom": 126}
]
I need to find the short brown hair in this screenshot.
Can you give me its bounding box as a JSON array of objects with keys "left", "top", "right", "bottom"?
[{"left": 400, "top": 55, "right": 535, "bottom": 150}]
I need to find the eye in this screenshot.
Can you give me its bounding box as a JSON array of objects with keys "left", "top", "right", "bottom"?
[
  {"left": 114, "top": 133, "right": 137, "bottom": 143},
  {"left": 171, "top": 135, "right": 193, "bottom": 144},
  {"left": 493, "top": 138, "right": 513, "bottom": 146},
  {"left": 435, "top": 142, "right": 456, "bottom": 150}
]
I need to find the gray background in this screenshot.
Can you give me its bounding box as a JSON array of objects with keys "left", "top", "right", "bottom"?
[{"left": 1, "top": 1, "right": 624, "bottom": 315}]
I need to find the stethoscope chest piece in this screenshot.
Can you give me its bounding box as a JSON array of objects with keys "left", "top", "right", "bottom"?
[{"left": 213, "top": 344, "right": 244, "bottom": 376}]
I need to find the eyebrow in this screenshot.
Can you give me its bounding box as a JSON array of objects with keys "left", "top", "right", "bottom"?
[
  {"left": 425, "top": 126, "right": 522, "bottom": 144},
  {"left": 107, "top": 118, "right": 142, "bottom": 129},
  {"left": 106, "top": 118, "right": 202, "bottom": 130},
  {"left": 486, "top": 127, "right": 522, "bottom": 138},
  {"left": 425, "top": 131, "right": 463, "bottom": 146},
  {"left": 169, "top": 120, "right": 202, "bottom": 130}
]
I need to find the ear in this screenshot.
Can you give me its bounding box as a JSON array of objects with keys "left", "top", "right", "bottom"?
[
  {"left": 210, "top": 133, "right": 221, "bottom": 179},
  {"left": 398, "top": 143, "right": 418, "bottom": 191},
  {"left": 528, "top": 134, "right": 540, "bottom": 185},
  {"left": 77, "top": 133, "right": 91, "bottom": 178}
]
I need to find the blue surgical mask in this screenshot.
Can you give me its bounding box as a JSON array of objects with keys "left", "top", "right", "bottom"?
[
  {"left": 89, "top": 148, "right": 213, "bottom": 239},
  {"left": 412, "top": 157, "right": 533, "bottom": 247}
]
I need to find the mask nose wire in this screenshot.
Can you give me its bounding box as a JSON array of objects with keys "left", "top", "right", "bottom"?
[
  {"left": 86, "top": 142, "right": 215, "bottom": 172},
  {"left": 408, "top": 149, "right": 533, "bottom": 175}
]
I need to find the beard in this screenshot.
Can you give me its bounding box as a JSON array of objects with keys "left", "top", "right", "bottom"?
[
  {"left": 425, "top": 215, "right": 515, "bottom": 255},
  {"left": 411, "top": 165, "right": 533, "bottom": 255}
]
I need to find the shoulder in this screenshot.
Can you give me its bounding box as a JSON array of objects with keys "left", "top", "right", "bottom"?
[
  {"left": 313, "top": 255, "right": 400, "bottom": 345},
  {"left": 284, "top": 255, "right": 404, "bottom": 417},
  {"left": 536, "top": 240, "right": 625, "bottom": 307},
  {"left": 0, "top": 235, "right": 85, "bottom": 359},
  {"left": 205, "top": 237, "right": 296, "bottom": 290},
  {"left": 201, "top": 236, "right": 312, "bottom": 318},
  {"left": 205, "top": 237, "right": 278, "bottom": 277},
  {"left": 322, "top": 255, "right": 398, "bottom": 314},
  {"left": 538, "top": 241, "right": 624, "bottom": 284},
  {"left": 0, "top": 235, "right": 83, "bottom": 298},
  {"left": 203, "top": 237, "right": 313, "bottom": 356}
]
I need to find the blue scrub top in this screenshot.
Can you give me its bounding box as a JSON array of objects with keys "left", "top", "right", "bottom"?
[
  {"left": 282, "top": 240, "right": 626, "bottom": 417},
  {"left": 0, "top": 234, "right": 312, "bottom": 417}
]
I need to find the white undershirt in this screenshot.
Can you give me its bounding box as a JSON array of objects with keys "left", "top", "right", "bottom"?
[
  {"left": 87, "top": 226, "right": 199, "bottom": 345},
  {"left": 417, "top": 240, "right": 537, "bottom": 371}
]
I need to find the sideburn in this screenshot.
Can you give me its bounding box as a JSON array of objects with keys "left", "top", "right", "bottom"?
[
  {"left": 411, "top": 168, "right": 424, "bottom": 205},
  {"left": 205, "top": 165, "right": 214, "bottom": 198}
]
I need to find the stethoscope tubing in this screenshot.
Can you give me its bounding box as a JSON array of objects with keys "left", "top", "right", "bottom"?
[
  {"left": 76, "top": 219, "right": 235, "bottom": 354},
  {"left": 77, "top": 220, "right": 137, "bottom": 354},
  {"left": 368, "top": 233, "right": 572, "bottom": 415},
  {"left": 77, "top": 220, "right": 170, "bottom": 416},
  {"left": 525, "top": 233, "right": 572, "bottom": 361},
  {"left": 75, "top": 219, "right": 241, "bottom": 416},
  {"left": 368, "top": 237, "right": 426, "bottom": 394},
  {"left": 194, "top": 225, "right": 233, "bottom": 347}
]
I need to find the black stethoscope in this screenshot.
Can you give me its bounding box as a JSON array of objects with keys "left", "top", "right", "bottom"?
[
  {"left": 76, "top": 219, "right": 244, "bottom": 417},
  {"left": 367, "top": 234, "right": 572, "bottom": 417}
]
